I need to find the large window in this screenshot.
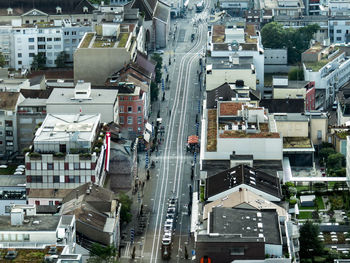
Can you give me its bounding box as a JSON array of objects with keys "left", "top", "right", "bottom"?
[
  {"left": 230, "top": 247, "right": 245, "bottom": 256},
  {"left": 127, "top": 116, "right": 133, "bottom": 124},
  {"left": 128, "top": 106, "right": 132, "bottom": 113}
]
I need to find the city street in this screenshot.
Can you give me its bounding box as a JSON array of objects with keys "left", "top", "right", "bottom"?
[{"left": 120, "top": 0, "right": 211, "bottom": 262}]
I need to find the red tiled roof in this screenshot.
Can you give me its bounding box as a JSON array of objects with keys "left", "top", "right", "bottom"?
[{"left": 219, "top": 102, "right": 242, "bottom": 116}]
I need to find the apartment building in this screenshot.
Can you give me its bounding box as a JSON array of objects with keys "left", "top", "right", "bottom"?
[
  {"left": 0, "top": 175, "right": 26, "bottom": 215},
  {"left": 0, "top": 92, "right": 25, "bottom": 158},
  {"left": 303, "top": 44, "right": 350, "bottom": 109},
  {"left": 25, "top": 113, "right": 106, "bottom": 190},
  {"left": 74, "top": 23, "right": 137, "bottom": 85},
  {"left": 207, "top": 25, "right": 264, "bottom": 90},
  {"left": 0, "top": 0, "right": 95, "bottom": 25},
  {"left": 329, "top": 17, "right": 350, "bottom": 43},
  {"left": 0, "top": 25, "right": 12, "bottom": 67}
]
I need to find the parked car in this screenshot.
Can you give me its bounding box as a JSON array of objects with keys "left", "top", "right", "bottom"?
[
  {"left": 5, "top": 250, "right": 18, "bottom": 260},
  {"left": 154, "top": 50, "right": 164, "bottom": 55}
]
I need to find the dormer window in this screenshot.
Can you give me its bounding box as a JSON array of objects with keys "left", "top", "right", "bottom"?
[
  {"left": 7, "top": 8, "right": 13, "bottom": 15},
  {"left": 56, "top": 6, "right": 62, "bottom": 14},
  {"left": 83, "top": 6, "right": 88, "bottom": 13}
]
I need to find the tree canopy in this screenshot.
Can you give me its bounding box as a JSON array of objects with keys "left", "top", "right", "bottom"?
[
  {"left": 31, "top": 53, "right": 46, "bottom": 70},
  {"left": 55, "top": 51, "right": 68, "bottom": 68},
  {"left": 118, "top": 192, "right": 133, "bottom": 224},
  {"left": 299, "top": 221, "right": 324, "bottom": 259},
  {"left": 88, "top": 243, "right": 118, "bottom": 263},
  {"left": 261, "top": 22, "right": 320, "bottom": 64},
  {"left": 0, "top": 52, "right": 5, "bottom": 68}
]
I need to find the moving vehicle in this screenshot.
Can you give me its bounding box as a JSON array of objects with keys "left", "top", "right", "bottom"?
[
  {"left": 161, "top": 197, "right": 178, "bottom": 260},
  {"left": 196, "top": 1, "right": 204, "bottom": 12}
]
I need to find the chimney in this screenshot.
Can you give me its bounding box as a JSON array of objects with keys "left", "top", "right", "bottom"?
[{"left": 11, "top": 208, "right": 24, "bottom": 226}]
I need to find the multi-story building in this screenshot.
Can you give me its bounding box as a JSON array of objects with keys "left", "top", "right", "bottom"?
[
  {"left": 0, "top": 25, "right": 12, "bottom": 67},
  {"left": 0, "top": 175, "right": 26, "bottom": 215},
  {"left": 25, "top": 113, "right": 106, "bottom": 190},
  {"left": 46, "top": 81, "right": 119, "bottom": 123},
  {"left": 258, "top": 0, "right": 304, "bottom": 17},
  {"left": 328, "top": 17, "right": 350, "bottom": 43},
  {"left": 0, "top": 92, "right": 25, "bottom": 158},
  {"left": 104, "top": 82, "right": 146, "bottom": 139},
  {"left": 12, "top": 23, "right": 63, "bottom": 70},
  {"left": 303, "top": 44, "right": 350, "bottom": 109},
  {"left": 207, "top": 25, "right": 264, "bottom": 90},
  {"left": 0, "top": 0, "right": 95, "bottom": 25},
  {"left": 74, "top": 23, "right": 137, "bottom": 85}
]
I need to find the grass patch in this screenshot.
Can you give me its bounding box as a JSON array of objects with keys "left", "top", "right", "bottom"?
[
  {"left": 80, "top": 33, "right": 94, "bottom": 48},
  {"left": 0, "top": 165, "right": 17, "bottom": 175},
  {"left": 298, "top": 211, "right": 313, "bottom": 219},
  {"left": 118, "top": 33, "right": 129, "bottom": 48},
  {"left": 296, "top": 185, "right": 309, "bottom": 192},
  {"left": 299, "top": 196, "right": 325, "bottom": 210}
]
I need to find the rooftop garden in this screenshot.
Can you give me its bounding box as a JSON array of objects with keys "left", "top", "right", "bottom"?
[
  {"left": 118, "top": 33, "right": 129, "bottom": 48},
  {"left": 93, "top": 37, "right": 116, "bottom": 48},
  {"left": 304, "top": 48, "right": 342, "bottom": 71},
  {"left": 283, "top": 137, "right": 312, "bottom": 148},
  {"left": 207, "top": 109, "right": 217, "bottom": 152},
  {"left": 80, "top": 33, "right": 94, "bottom": 48},
  {"left": 0, "top": 246, "right": 63, "bottom": 263},
  {"left": 259, "top": 123, "right": 269, "bottom": 132},
  {"left": 219, "top": 131, "right": 280, "bottom": 138}
]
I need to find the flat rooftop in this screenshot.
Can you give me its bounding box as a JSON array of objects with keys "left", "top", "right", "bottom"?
[
  {"left": 207, "top": 207, "right": 281, "bottom": 244},
  {"left": 274, "top": 113, "right": 309, "bottom": 122},
  {"left": 0, "top": 175, "right": 26, "bottom": 187},
  {"left": 34, "top": 113, "right": 100, "bottom": 143},
  {"left": 46, "top": 88, "right": 118, "bottom": 105},
  {"left": 79, "top": 31, "right": 130, "bottom": 49},
  {"left": 283, "top": 137, "right": 313, "bottom": 148},
  {"left": 0, "top": 215, "right": 61, "bottom": 231}
]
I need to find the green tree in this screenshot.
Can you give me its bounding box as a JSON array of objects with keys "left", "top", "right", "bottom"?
[
  {"left": 151, "top": 54, "right": 162, "bottom": 83},
  {"left": 299, "top": 221, "right": 324, "bottom": 259},
  {"left": 55, "top": 51, "right": 68, "bottom": 68},
  {"left": 261, "top": 22, "right": 319, "bottom": 64},
  {"left": 118, "top": 192, "right": 133, "bottom": 224},
  {"left": 31, "top": 53, "right": 46, "bottom": 70},
  {"left": 319, "top": 147, "right": 335, "bottom": 164},
  {"left": 88, "top": 243, "right": 118, "bottom": 263},
  {"left": 327, "top": 153, "right": 345, "bottom": 170},
  {"left": 288, "top": 67, "right": 304, "bottom": 80},
  {"left": 150, "top": 81, "right": 159, "bottom": 101},
  {"left": 0, "top": 52, "right": 5, "bottom": 67}
]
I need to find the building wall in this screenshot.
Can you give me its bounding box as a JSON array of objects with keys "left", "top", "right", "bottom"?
[
  {"left": 0, "top": 199, "right": 26, "bottom": 215},
  {"left": 275, "top": 121, "right": 309, "bottom": 137},
  {"left": 195, "top": 240, "right": 265, "bottom": 262},
  {"left": 346, "top": 136, "right": 350, "bottom": 186},
  {"left": 154, "top": 18, "right": 168, "bottom": 49},
  {"left": 74, "top": 47, "right": 132, "bottom": 86},
  {"left": 0, "top": 14, "right": 93, "bottom": 25},
  {"left": 118, "top": 95, "right": 145, "bottom": 138},
  {"left": 215, "top": 137, "right": 283, "bottom": 160},
  {"left": 310, "top": 117, "right": 328, "bottom": 145},
  {"left": 273, "top": 87, "right": 306, "bottom": 99},
  {"left": 25, "top": 151, "right": 105, "bottom": 189},
  {"left": 0, "top": 230, "right": 56, "bottom": 243},
  {"left": 305, "top": 85, "right": 315, "bottom": 111},
  {"left": 28, "top": 197, "right": 62, "bottom": 206},
  {"left": 206, "top": 68, "right": 257, "bottom": 91},
  {"left": 0, "top": 26, "right": 12, "bottom": 67},
  {"left": 264, "top": 49, "right": 287, "bottom": 65},
  {"left": 62, "top": 25, "right": 92, "bottom": 62},
  {"left": 329, "top": 19, "right": 350, "bottom": 43}
]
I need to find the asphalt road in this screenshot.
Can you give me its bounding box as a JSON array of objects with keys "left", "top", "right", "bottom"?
[{"left": 120, "top": 1, "right": 211, "bottom": 262}]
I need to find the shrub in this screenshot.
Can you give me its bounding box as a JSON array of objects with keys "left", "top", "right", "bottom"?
[
  {"left": 53, "top": 152, "right": 65, "bottom": 158},
  {"left": 28, "top": 152, "right": 41, "bottom": 158},
  {"left": 22, "top": 147, "right": 31, "bottom": 154}
]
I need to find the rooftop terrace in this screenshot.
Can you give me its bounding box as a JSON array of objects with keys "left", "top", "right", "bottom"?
[
  {"left": 283, "top": 137, "right": 312, "bottom": 148},
  {"left": 304, "top": 48, "right": 342, "bottom": 71}
]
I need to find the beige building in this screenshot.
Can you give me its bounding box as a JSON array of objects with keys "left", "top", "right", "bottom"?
[
  {"left": 205, "top": 57, "right": 256, "bottom": 91},
  {"left": 272, "top": 76, "right": 308, "bottom": 100},
  {"left": 0, "top": 0, "right": 95, "bottom": 24},
  {"left": 74, "top": 23, "right": 137, "bottom": 85}
]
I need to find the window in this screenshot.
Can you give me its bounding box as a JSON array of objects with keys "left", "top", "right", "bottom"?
[
  {"left": 72, "top": 31, "right": 77, "bottom": 35},
  {"left": 74, "top": 163, "right": 80, "bottom": 170},
  {"left": 29, "top": 53, "right": 35, "bottom": 57},
  {"left": 26, "top": 20, "right": 30, "bottom": 24},
  {"left": 129, "top": 96, "right": 132, "bottom": 101},
  {"left": 72, "top": 39, "right": 77, "bottom": 44},
  {"left": 53, "top": 176, "right": 59, "bottom": 183},
  {"left": 28, "top": 37, "right": 34, "bottom": 42},
  {"left": 337, "top": 37, "right": 342, "bottom": 41},
  {"left": 23, "top": 234, "right": 29, "bottom": 241},
  {"left": 54, "top": 37, "right": 61, "bottom": 41},
  {"left": 29, "top": 45, "right": 35, "bottom": 50},
  {"left": 336, "top": 29, "right": 342, "bottom": 33},
  {"left": 38, "top": 44, "right": 45, "bottom": 49},
  {"left": 47, "top": 45, "right": 52, "bottom": 49},
  {"left": 230, "top": 247, "right": 245, "bottom": 256},
  {"left": 6, "top": 131, "right": 13, "bottom": 136},
  {"left": 32, "top": 176, "right": 43, "bottom": 183},
  {"left": 120, "top": 106, "right": 124, "bottom": 113},
  {"left": 5, "top": 206, "right": 11, "bottom": 213},
  {"left": 74, "top": 176, "right": 80, "bottom": 183},
  {"left": 47, "top": 38, "right": 52, "bottom": 41},
  {"left": 47, "top": 163, "right": 53, "bottom": 170},
  {"left": 127, "top": 116, "right": 133, "bottom": 124},
  {"left": 37, "top": 37, "right": 45, "bottom": 42},
  {"left": 64, "top": 31, "right": 69, "bottom": 36},
  {"left": 49, "top": 201, "right": 53, "bottom": 205},
  {"left": 120, "top": 116, "right": 124, "bottom": 124},
  {"left": 35, "top": 200, "right": 40, "bottom": 205},
  {"left": 138, "top": 106, "right": 142, "bottom": 113},
  {"left": 138, "top": 116, "right": 142, "bottom": 124},
  {"left": 17, "top": 53, "right": 22, "bottom": 58},
  {"left": 5, "top": 120, "right": 12, "bottom": 127},
  {"left": 128, "top": 106, "right": 132, "bottom": 113}
]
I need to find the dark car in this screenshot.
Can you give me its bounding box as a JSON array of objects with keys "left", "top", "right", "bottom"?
[{"left": 4, "top": 250, "right": 18, "bottom": 260}]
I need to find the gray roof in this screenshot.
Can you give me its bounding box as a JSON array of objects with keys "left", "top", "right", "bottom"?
[
  {"left": 0, "top": 175, "right": 26, "bottom": 187},
  {"left": 206, "top": 164, "right": 282, "bottom": 200},
  {"left": 153, "top": 2, "right": 170, "bottom": 23},
  {"left": 19, "top": 98, "right": 47, "bottom": 107},
  {"left": 206, "top": 207, "right": 281, "bottom": 244},
  {"left": 0, "top": 215, "right": 61, "bottom": 231},
  {"left": 46, "top": 88, "right": 118, "bottom": 105},
  {"left": 273, "top": 113, "right": 309, "bottom": 122}
]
